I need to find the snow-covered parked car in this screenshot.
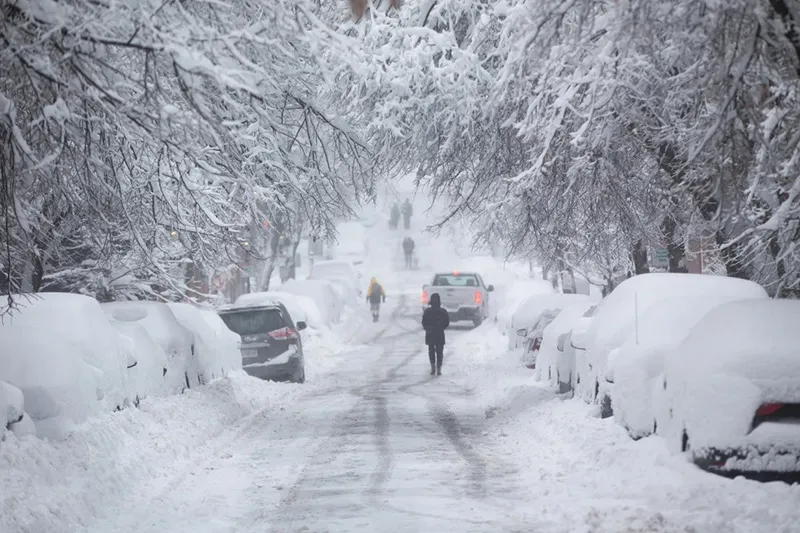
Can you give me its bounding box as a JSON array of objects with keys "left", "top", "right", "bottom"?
[
  {"left": 1, "top": 380, "right": 35, "bottom": 437},
  {"left": 308, "top": 259, "right": 363, "bottom": 302},
  {"left": 107, "top": 320, "right": 170, "bottom": 404},
  {"left": 571, "top": 273, "right": 768, "bottom": 418},
  {"left": 658, "top": 299, "right": 800, "bottom": 477},
  {"left": 218, "top": 301, "right": 307, "bottom": 383},
  {"left": 569, "top": 304, "right": 600, "bottom": 403},
  {"left": 4, "top": 293, "right": 131, "bottom": 412},
  {"left": 609, "top": 283, "right": 768, "bottom": 439},
  {"left": 494, "top": 279, "right": 556, "bottom": 330},
  {"left": 535, "top": 301, "right": 596, "bottom": 393},
  {"left": 509, "top": 293, "right": 591, "bottom": 351},
  {"left": 279, "top": 278, "right": 344, "bottom": 326},
  {"left": 101, "top": 301, "right": 196, "bottom": 393},
  {"left": 167, "top": 303, "right": 242, "bottom": 383},
  {"left": 0, "top": 327, "right": 101, "bottom": 439}
]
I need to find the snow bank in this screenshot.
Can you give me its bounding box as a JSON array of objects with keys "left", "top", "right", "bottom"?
[
  {"left": 1, "top": 381, "right": 24, "bottom": 430},
  {"left": 5, "top": 293, "right": 130, "bottom": 411},
  {"left": 0, "top": 327, "right": 100, "bottom": 439},
  {"left": 0, "top": 373, "right": 293, "bottom": 533},
  {"left": 308, "top": 259, "right": 363, "bottom": 303}
]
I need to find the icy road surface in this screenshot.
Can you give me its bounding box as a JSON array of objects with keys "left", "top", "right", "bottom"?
[{"left": 87, "top": 292, "right": 534, "bottom": 533}]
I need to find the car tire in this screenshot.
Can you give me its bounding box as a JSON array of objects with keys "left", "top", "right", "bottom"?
[
  {"left": 472, "top": 316, "right": 483, "bottom": 328},
  {"left": 293, "top": 367, "right": 306, "bottom": 384}
]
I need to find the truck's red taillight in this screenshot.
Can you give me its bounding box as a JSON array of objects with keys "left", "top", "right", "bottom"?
[
  {"left": 422, "top": 290, "right": 428, "bottom": 304},
  {"left": 474, "top": 291, "right": 482, "bottom": 304}
]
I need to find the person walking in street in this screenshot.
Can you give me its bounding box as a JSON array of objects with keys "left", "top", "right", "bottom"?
[
  {"left": 389, "top": 203, "right": 401, "bottom": 230},
  {"left": 402, "top": 236, "right": 415, "bottom": 269},
  {"left": 366, "top": 277, "right": 386, "bottom": 322},
  {"left": 422, "top": 293, "right": 450, "bottom": 375},
  {"left": 402, "top": 199, "right": 413, "bottom": 230}
]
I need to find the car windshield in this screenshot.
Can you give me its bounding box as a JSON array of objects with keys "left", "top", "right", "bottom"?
[
  {"left": 219, "top": 308, "right": 285, "bottom": 336},
  {"left": 432, "top": 274, "right": 479, "bottom": 287}
]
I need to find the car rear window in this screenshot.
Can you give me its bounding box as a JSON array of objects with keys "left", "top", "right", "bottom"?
[
  {"left": 432, "top": 274, "right": 480, "bottom": 287},
  {"left": 219, "top": 308, "right": 285, "bottom": 336}
]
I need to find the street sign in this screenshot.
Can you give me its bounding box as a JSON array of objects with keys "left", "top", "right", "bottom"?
[{"left": 651, "top": 248, "right": 669, "bottom": 268}]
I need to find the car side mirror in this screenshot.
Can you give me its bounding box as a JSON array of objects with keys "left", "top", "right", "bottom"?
[
  {"left": 487, "top": 285, "right": 494, "bottom": 292},
  {"left": 126, "top": 353, "right": 138, "bottom": 369},
  {"left": 516, "top": 328, "right": 527, "bottom": 337},
  {"left": 296, "top": 321, "right": 307, "bottom": 331},
  {"left": 570, "top": 329, "right": 588, "bottom": 350}
]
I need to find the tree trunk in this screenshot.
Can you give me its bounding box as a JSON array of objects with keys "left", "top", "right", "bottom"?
[{"left": 631, "top": 240, "right": 650, "bottom": 275}]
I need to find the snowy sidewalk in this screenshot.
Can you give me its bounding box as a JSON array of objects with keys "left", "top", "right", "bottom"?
[{"left": 445, "top": 324, "right": 800, "bottom": 533}]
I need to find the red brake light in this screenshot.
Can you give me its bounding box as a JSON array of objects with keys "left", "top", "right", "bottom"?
[
  {"left": 268, "top": 327, "right": 299, "bottom": 340},
  {"left": 755, "top": 403, "right": 783, "bottom": 417},
  {"left": 422, "top": 290, "right": 428, "bottom": 304},
  {"left": 474, "top": 291, "right": 482, "bottom": 304}
]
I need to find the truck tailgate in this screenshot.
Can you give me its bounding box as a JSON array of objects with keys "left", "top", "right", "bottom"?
[{"left": 428, "top": 286, "right": 474, "bottom": 310}]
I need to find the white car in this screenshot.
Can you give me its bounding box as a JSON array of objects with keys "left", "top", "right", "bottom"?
[
  {"left": 609, "top": 289, "right": 768, "bottom": 440},
  {"left": 108, "top": 320, "right": 171, "bottom": 404},
  {"left": 101, "top": 302, "right": 196, "bottom": 393},
  {"left": 509, "top": 293, "right": 591, "bottom": 351},
  {"left": 570, "top": 304, "right": 600, "bottom": 403},
  {"left": 658, "top": 299, "right": 800, "bottom": 476},
  {"left": 536, "top": 301, "right": 596, "bottom": 392},
  {"left": 571, "top": 273, "right": 769, "bottom": 418}
]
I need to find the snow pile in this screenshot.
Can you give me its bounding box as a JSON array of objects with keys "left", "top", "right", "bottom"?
[
  {"left": 167, "top": 303, "right": 241, "bottom": 383},
  {"left": 4, "top": 293, "right": 131, "bottom": 412},
  {"left": 307, "top": 259, "right": 363, "bottom": 303},
  {"left": 661, "top": 298, "right": 800, "bottom": 453},
  {"left": 0, "top": 373, "right": 293, "bottom": 533},
  {"left": 279, "top": 278, "right": 344, "bottom": 326},
  {"left": 611, "top": 292, "right": 768, "bottom": 438},
  {"left": 1, "top": 381, "right": 25, "bottom": 432},
  {"left": 101, "top": 301, "right": 195, "bottom": 393}
]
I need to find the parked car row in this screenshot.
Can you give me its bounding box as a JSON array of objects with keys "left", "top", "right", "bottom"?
[
  {"left": 0, "top": 293, "right": 242, "bottom": 440},
  {"left": 517, "top": 273, "right": 800, "bottom": 478}
]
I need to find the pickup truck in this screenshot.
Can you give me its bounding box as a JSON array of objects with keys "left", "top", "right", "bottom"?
[{"left": 422, "top": 272, "right": 494, "bottom": 327}]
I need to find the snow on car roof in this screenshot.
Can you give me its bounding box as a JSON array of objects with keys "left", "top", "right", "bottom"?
[{"left": 673, "top": 298, "right": 800, "bottom": 377}]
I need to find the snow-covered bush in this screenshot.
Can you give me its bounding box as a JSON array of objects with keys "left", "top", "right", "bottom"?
[
  {"left": 107, "top": 321, "right": 170, "bottom": 403},
  {"left": 279, "top": 279, "right": 344, "bottom": 326},
  {"left": 101, "top": 302, "right": 196, "bottom": 393},
  {"left": 658, "top": 299, "right": 800, "bottom": 473},
  {"left": 0, "top": 327, "right": 100, "bottom": 439},
  {"left": 610, "top": 289, "right": 768, "bottom": 440},
  {"left": 167, "top": 303, "right": 242, "bottom": 383},
  {"left": 5, "top": 293, "right": 131, "bottom": 411}
]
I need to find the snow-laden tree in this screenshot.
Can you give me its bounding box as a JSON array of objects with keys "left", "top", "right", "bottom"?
[
  {"left": 327, "top": 0, "right": 800, "bottom": 296},
  {"left": 1, "top": 0, "right": 370, "bottom": 306}
]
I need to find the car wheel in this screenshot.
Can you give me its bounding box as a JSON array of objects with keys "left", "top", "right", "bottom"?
[
  {"left": 472, "top": 316, "right": 483, "bottom": 328},
  {"left": 293, "top": 367, "right": 306, "bottom": 384}
]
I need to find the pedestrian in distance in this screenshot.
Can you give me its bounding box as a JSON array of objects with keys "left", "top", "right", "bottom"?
[
  {"left": 402, "top": 236, "right": 415, "bottom": 269},
  {"left": 422, "top": 293, "right": 450, "bottom": 376},
  {"left": 402, "top": 199, "right": 412, "bottom": 230},
  {"left": 389, "top": 203, "right": 401, "bottom": 230},
  {"left": 366, "top": 277, "right": 386, "bottom": 322}
]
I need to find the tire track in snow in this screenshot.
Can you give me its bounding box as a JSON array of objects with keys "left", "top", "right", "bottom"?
[{"left": 428, "top": 402, "right": 488, "bottom": 499}]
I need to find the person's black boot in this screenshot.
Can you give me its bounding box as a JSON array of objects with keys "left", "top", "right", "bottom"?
[
  {"left": 430, "top": 364, "right": 436, "bottom": 375},
  {"left": 436, "top": 366, "right": 442, "bottom": 376}
]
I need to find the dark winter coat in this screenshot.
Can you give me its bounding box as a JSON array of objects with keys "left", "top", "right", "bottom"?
[
  {"left": 422, "top": 293, "right": 450, "bottom": 346},
  {"left": 402, "top": 237, "right": 415, "bottom": 253}
]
